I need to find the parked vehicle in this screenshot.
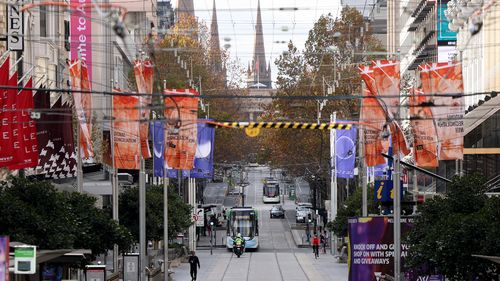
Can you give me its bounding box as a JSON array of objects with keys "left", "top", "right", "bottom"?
[
  {"left": 296, "top": 205, "right": 312, "bottom": 223},
  {"left": 270, "top": 205, "right": 285, "bottom": 218}
]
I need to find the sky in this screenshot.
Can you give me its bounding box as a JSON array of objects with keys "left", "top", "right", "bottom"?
[{"left": 172, "top": 0, "right": 343, "bottom": 86}]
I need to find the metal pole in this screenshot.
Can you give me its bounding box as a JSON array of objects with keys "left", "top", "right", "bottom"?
[
  {"left": 393, "top": 154, "right": 401, "bottom": 281},
  {"left": 413, "top": 169, "right": 418, "bottom": 214},
  {"left": 139, "top": 75, "right": 146, "bottom": 280},
  {"left": 330, "top": 112, "right": 338, "bottom": 256},
  {"left": 76, "top": 128, "right": 83, "bottom": 193},
  {"left": 163, "top": 173, "right": 169, "bottom": 281},
  {"left": 110, "top": 80, "right": 119, "bottom": 273},
  {"left": 361, "top": 125, "right": 367, "bottom": 217},
  {"left": 140, "top": 157, "right": 146, "bottom": 281}
]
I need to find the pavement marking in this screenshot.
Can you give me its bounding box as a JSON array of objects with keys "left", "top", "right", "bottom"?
[{"left": 295, "top": 253, "right": 326, "bottom": 281}]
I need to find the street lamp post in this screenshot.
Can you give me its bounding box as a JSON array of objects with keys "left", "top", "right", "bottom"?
[{"left": 210, "top": 221, "right": 214, "bottom": 255}]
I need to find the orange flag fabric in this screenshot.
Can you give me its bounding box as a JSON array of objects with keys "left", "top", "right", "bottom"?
[
  {"left": 133, "top": 60, "right": 153, "bottom": 159},
  {"left": 360, "top": 90, "right": 387, "bottom": 167},
  {"left": 113, "top": 93, "right": 141, "bottom": 169},
  {"left": 68, "top": 59, "right": 93, "bottom": 159},
  {"left": 359, "top": 60, "right": 401, "bottom": 119},
  {"left": 164, "top": 89, "right": 199, "bottom": 170},
  {"left": 410, "top": 89, "right": 439, "bottom": 167},
  {"left": 419, "top": 62, "right": 464, "bottom": 160}
]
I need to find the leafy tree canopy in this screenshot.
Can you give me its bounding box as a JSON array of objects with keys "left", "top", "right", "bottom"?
[
  {"left": 262, "top": 8, "right": 385, "bottom": 176},
  {"left": 405, "top": 174, "right": 500, "bottom": 280},
  {"left": 326, "top": 185, "right": 378, "bottom": 237},
  {"left": 0, "top": 177, "right": 133, "bottom": 259},
  {"left": 119, "top": 185, "right": 192, "bottom": 241}
]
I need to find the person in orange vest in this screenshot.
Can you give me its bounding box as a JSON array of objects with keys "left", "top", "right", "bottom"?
[{"left": 312, "top": 232, "right": 320, "bottom": 259}]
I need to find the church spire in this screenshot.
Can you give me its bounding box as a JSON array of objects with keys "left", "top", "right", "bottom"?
[
  {"left": 248, "top": 0, "right": 271, "bottom": 88},
  {"left": 177, "top": 0, "right": 194, "bottom": 17},
  {"left": 209, "top": 0, "right": 224, "bottom": 75}
]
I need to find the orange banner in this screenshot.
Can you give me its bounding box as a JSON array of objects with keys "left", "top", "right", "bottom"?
[
  {"left": 134, "top": 60, "right": 153, "bottom": 159},
  {"left": 68, "top": 60, "right": 93, "bottom": 159},
  {"left": 420, "top": 62, "right": 464, "bottom": 160},
  {"left": 164, "top": 89, "right": 199, "bottom": 170},
  {"left": 113, "top": 94, "right": 141, "bottom": 169},
  {"left": 361, "top": 90, "right": 386, "bottom": 167},
  {"left": 359, "top": 60, "right": 401, "bottom": 119},
  {"left": 410, "top": 89, "right": 439, "bottom": 167}
]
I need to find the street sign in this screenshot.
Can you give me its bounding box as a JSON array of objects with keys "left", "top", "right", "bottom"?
[
  {"left": 196, "top": 208, "right": 204, "bottom": 227},
  {"left": 123, "top": 253, "right": 139, "bottom": 281},
  {"left": 7, "top": 0, "right": 24, "bottom": 51},
  {"left": 14, "top": 245, "right": 36, "bottom": 274},
  {"left": 85, "top": 265, "right": 106, "bottom": 281},
  {"left": 374, "top": 180, "right": 403, "bottom": 203}
]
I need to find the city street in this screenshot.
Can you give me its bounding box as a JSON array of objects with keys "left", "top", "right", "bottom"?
[{"left": 172, "top": 167, "right": 348, "bottom": 281}]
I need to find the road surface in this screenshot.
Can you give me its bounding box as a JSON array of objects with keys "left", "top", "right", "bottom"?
[{"left": 173, "top": 166, "right": 348, "bottom": 281}]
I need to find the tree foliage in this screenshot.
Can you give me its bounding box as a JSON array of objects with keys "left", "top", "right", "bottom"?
[
  {"left": 262, "top": 8, "right": 385, "bottom": 176},
  {"left": 326, "top": 185, "right": 378, "bottom": 237},
  {"left": 119, "top": 185, "right": 192, "bottom": 241},
  {"left": 0, "top": 177, "right": 133, "bottom": 259},
  {"left": 405, "top": 174, "right": 500, "bottom": 280},
  {"left": 152, "top": 14, "right": 251, "bottom": 165}
]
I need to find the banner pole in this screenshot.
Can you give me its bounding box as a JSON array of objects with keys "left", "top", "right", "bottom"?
[
  {"left": 163, "top": 122, "right": 169, "bottom": 281},
  {"left": 110, "top": 82, "right": 119, "bottom": 273},
  {"left": 330, "top": 112, "right": 338, "bottom": 256}
]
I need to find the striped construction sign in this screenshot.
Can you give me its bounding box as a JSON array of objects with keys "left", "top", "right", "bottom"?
[{"left": 211, "top": 122, "right": 353, "bottom": 130}]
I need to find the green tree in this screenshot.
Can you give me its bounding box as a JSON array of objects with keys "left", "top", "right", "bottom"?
[
  {"left": 262, "top": 8, "right": 385, "bottom": 177},
  {"left": 0, "top": 176, "right": 133, "bottom": 259},
  {"left": 119, "top": 185, "right": 192, "bottom": 241},
  {"left": 405, "top": 174, "right": 500, "bottom": 280},
  {"left": 326, "top": 185, "right": 378, "bottom": 237}
]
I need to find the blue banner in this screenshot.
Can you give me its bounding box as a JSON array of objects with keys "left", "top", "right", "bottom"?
[
  {"left": 334, "top": 125, "right": 357, "bottom": 178},
  {"left": 153, "top": 121, "right": 214, "bottom": 179},
  {"left": 374, "top": 179, "right": 403, "bottom": 203},
  {"left": 152, "top": 121, "right": 165, "bottom": 178}
]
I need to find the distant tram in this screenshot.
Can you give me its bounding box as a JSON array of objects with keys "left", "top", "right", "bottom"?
[
  {"left": 263, "top": 178, "right": 280, "bottom": 203},
  {"left": 226, "top": 207, "right": 259, "bottom": 250}
]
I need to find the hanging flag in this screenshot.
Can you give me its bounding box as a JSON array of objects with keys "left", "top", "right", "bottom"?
[
  {"left": 190, "top": 121, "right": 215, "bottom": 178},
  {"left": 8, "top": 78, "right": 38, "bottom": 170},
  {"left": 134, "top": 60, "right": 153, "bottom": 159},
  {"left": 359, "top": 60, "right": 401, "bottom": 119},
  {"left": 390, "top": 122, "right": 410, "bottom": 156},
  {"left": 68, "top": 60, "right": 93, "bottom": 159},
  {"left": 164, "top": 89, "right": 199, "bottom": 170},
  {"left": 422, "top": 62, "right": 464, "bottom": 160},
  {"left": 6, "top": 71, "right": 23, "bottom": 167},
  {"left": 332, "top": 124, "right": 357, "bottom": 178},
  {"left": 113, "top": 94, "right": 140, "bottom": 169},
  {"left": 410, "top": 88, "right": 439, "bottom": 167},
  {"left": 360, "top": 90, "right": 387, "bottom": 166},
  {"left": 0, "top": 57, "right": 12, "bottom": 168},
  {"left": 26, "top": 92, "right": 77, "bottom": 179},
  {"left": 163, "top": 121, "right": 215, "bottom": 179},
  {"left": 152, "top": 120, "right": 165, "bottom": 177}
]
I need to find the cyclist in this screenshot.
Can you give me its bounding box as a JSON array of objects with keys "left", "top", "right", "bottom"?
[{"left": 312, "top": 232, "right": 320, "bottom": 259}]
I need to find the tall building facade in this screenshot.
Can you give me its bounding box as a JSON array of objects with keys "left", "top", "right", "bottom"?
[
  {"left": 341, "top": 0, "right": 388, "bottom": 50},
  {"left": 446, "top": 1, "right": 500, "bottom": 186},
  {"left": 158, "top": 0, "right": 175, "bottom": 35}
]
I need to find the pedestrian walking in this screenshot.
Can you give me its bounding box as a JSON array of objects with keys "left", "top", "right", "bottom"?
[
  {"left": 188, "top": 251, "right": 200, "bottom": 281},
  {"left": 320, "top": 232, "right": 326, "bottom": 254},
  {"left": 322, "top": 230, "right": 329, "bottom": 253},
  {"left": 312, "top": 233, "right": 320, "bottom": 259}
]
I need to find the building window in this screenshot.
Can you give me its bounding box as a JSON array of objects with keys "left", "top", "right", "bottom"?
[
  {"left": 64, "top": 20, "right": 70, "bottom": 51},
  {"left": 40, "top": 6, "right": 47, "bottom": 37}
]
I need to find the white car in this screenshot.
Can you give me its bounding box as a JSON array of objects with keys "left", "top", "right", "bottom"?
[{"left": 295, "top": 206, "right": 312, "bottom": 223}]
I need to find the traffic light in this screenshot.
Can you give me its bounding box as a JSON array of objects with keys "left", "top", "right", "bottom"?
[{"left": 308, "top": 213, "right": 312, "bottom": 220}]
